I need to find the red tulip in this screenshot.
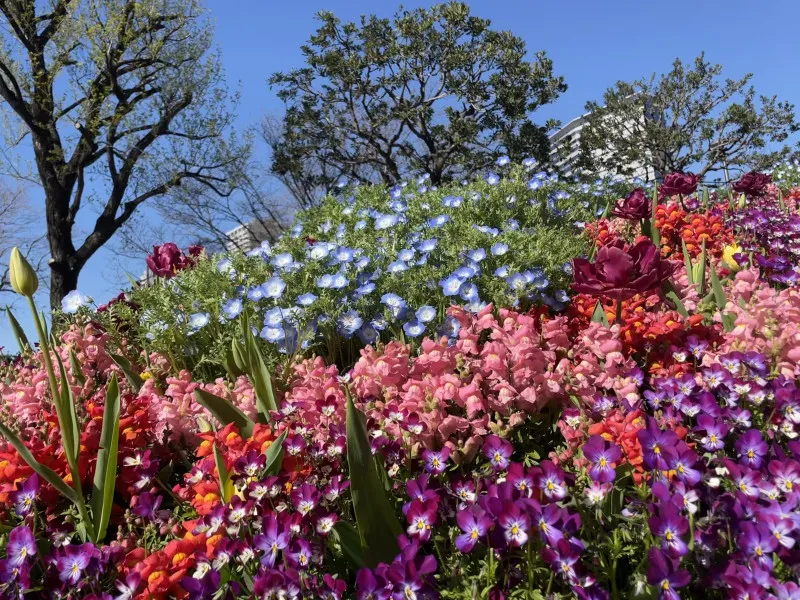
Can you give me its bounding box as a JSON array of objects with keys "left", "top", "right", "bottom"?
[{"left": 660, "top": 173, "right": 698, "bottom": 197}]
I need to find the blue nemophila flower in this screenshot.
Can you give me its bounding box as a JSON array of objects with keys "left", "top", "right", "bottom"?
[
  {"left": 336, "top": 223, "right": 346, "bottom": 239},
  {"left": 390, "top": 185, "right": 403, "bottom": 199},
  {"left": 341, "top": 206, "right": 353, "bottom": 216},
  {"left": 397, "top": 248, "right": 415, "bottom": 262},
  {"left": 320, "top": 220, "right": 333, "bottom": 234},
  {"left": 439, "top": 274, "right": 464, "bottom": 296},
  {"left": 455, "top": 265, "right": 477, "bottom": 280},
  {"left": 334, "top": 247, "right": 355, "bottom": 263},
  {"left": 417, "top": 238, "right": 438, "bottom": 252},
  {"left": 260, "top": 326, "right": 285, "bottom": 343},
  {"left": 216, "top": 258, "right": 233, "bottom": 273},
  {"left": 247, "top": 286, "right": 265, "bottom": 301},
  {"left": 329, "top": 272, "right": 348, "bottom": 289},
  {"left": 403, "top": 320, "right": 425, "bottom": 338},
  {"left": 484, "top": 171, "right": 500, "bottom": 185},
  {"left": 337, "top": 310, "right": 363, "bottom": 338},
  {"left": 491, "top": 242, "right": 509, "bottom": 256},
  {"left": 505, "top": 218, "right": 520, "bottom": 231},
  {"left": 357, "top": 325, "right": 379, "bottom": 345},
  {"left": 528, "top": 178, "right": 542, "bottom": 190},
  {"left": 374, "top": 213, "right": 399, "bottom": 230},
  {"left": 263, "top": 307, "right": 285, "bottom": 328},
  {"left": 354, "top": 282, "right": 375, "bottom": 298},
  {"left": 460, "top": 283, "right": 479, "bottom": 302},
  {"left": 355, "top": 220, "right": 367, "bottom": 231},
  {"left": 416, "top": 254, "right": 429, "bottom": 266},
  {"left": 427, "top": 215, "right": 450, "bottom": 228},
  {"left": 442, "top": 195, "right": 463, "bottom": 208},
  {"left": 522, "top": 157, "right": 537, "bottom": 168},
  {"left": 437, "top": 316, "right": 461, "bottom": 339},
  {"left": 188, "top": 312, "right": 210, "bottom": 330},
  {"left": 296, "top": 293, "right": 317, "bottom": 307},
  {"left": 222, "top": 298, "right": 243, "bottom": 319},
  {"left": 271, "top": 253, "right": 293, "bottom": 269},
  {"left": 316, "top": 274, "right": 334, "bottom": 289},
  {"left": 467, "top": 248, "right": 486, "bottom": 262},
  {"left": 263, "top": 276, "right": 286, "bottom": 299},
  {"left": 354, "top": 255, "right": 370, "bottom": 270},
  {"left": 62, "top": 290, "right": 91, "bottom": 314},
  {"left": 496, "top": 155, "right": 510, "bottom": 166},
  {"left": 562, "top": 261, "right": 574, "bottom": 275},
  {"left": 307, "top": 244, "right": 331, "bottom": 260},
  {"left": 381, "top": 293, "right": 407, "bottom": 318},
  {"left": 415, "top": 305, "right": 437, "bottom": 323},
  {"left": 290, "top": 224, "right": 303, "bottom": 238},
  {"left": 336, "top": 177, "right": 348, "bottom": 189},
  {"left": 495, "top": 265, "right": 509, "bottom": 277},
  {"left": 555, "top": 289, "right": 570, "bottom": 303},
  {"left": 371, "top": 315, "right": 388, "bottom": 331},
  {"left": 387, "top": 260, "right": 408, "bottom": 274},
  {"left": 507, "top": 273, "right": 527, "bottom": 291}
]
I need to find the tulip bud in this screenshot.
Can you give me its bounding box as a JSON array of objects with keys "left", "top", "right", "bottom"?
[{"left": 9, "top": 247, "right": 38, "bottom": 297}]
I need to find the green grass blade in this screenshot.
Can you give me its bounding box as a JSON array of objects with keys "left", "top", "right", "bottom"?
[
  {"left": 331, "top": 521, "right": 366, "bottom": 568},
  {"left": 590, "top": 300, "right": 609, "bottom": 327},
  {"left": 92, "top": 373, "right": 121, "bottom": 542},
  {"left": 345, "top": 389, "right": 402, "bottom": 567},
  {"left": 650, "top": 183, "right": 661, "bottom": 248},
  {"left": 264, "top": 429, "right": 287, "bottom": 476},
  {"left": 213, "top": 444, "right": 233, "bottom": 503},
  {"left": 108, "top": 352, "right": 144, "bottom": 393},
  {"left": 54, "top": 351, "right": 80, "bottom": 463},
  {"left": 697, "top": 240, "right": 707, "bottom": 296},
  {"left": 69, "top": 349, "right": 86, "bottom": 387},
  {"left": 681, "top": 239, "right": 694, "bottom": 285},
  {"left": 194, "top": 389, "right": 255, "bottom": 439},
  {"left": 6, "top": 308, "right": 30, "bottom": 354}
]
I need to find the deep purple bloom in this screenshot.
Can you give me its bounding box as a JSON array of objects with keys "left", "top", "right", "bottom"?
[
  {"left": 355, "top": 568, "right": 390, "bottom": 600},
  {"left": 498, "top": 501, "right": 529, "bottom": 547},
  {"left": 735, "top": 429, "right": 768, "bottom": 469},
  {"left": 234, "top": 449, "right": 266, "bottom": 478},
  {"left": 483, "top": 435, "right": 513, "bottom": 471},
  {"left": 637, "top": 419, "right": 677, "bottom": 471},
  {"left": 290, "top": 483, "right": 319, "bottom": 515},
  {"left": 253, "top": 515, "right": 289, "bottom": 567},
  {"left": 648, "top": 503, "right": 689, "bottom": 557},
  {"left": 571, "top": 239, "right": 675, "bottom": 302},
  {"left": 405, "top": 499, "right": 438, "bottom": 542},
  {"left": 56, "top": 543, "right": 97, "bottom": 584},
  {"left": 612, "top": 188, "right": 651, "bottom": 221},
  {"left": 114, "top": 572, "right": 142, "bottom": 600},
  {"left": 10, "top": 474, "right": 38, "bottom": 517},
  {"left": 660, "top": 172, "right": 698, "bottom": 197},
  {"left": 422, "top": 447, "right": 450, "bottom": 475},
  {"left": 537, "top": 461, "right": 568, "bottom": 501},
  {"left": 732, "top": 171, "right": 772, "bottom": 196},
  {"left": 582, "top": 435, "right": 622, "bottom": 483},
  {"left": 694, "top": 414, "right": 727, "bottom": 452},
  {"left": 180, "top": 570, "right": 221, "bottom": 600},
  {"left": 455, "top": 506, "right": 492, "bottom": 553},
  {"left": 738, "top": 522, "right": 778, "bottom": 570},
  {"left": 506, "top": 463, "right": 535, "bottom": 497},
  {"left": 542, "top": 539, "right": 582, "bottom": 585},
  {"left": 667, "top": 445, "right": 702, "bottom": 486},
  {"left": 288, "top": 539, "right": 313, "bottom": 569},
  {"left": 646, "top": 547, "right": 690, "bottom": 600},
  {"left": 5, "top": 526, "right": 35, "bottom": 567},
  {"left": 132, "top": 492, "right": 163, "bottom": 520}
]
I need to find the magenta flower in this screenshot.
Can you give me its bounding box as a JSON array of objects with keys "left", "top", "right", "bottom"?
[
  {"left": 735, "top": 429, "right": 768, "bottom": 469},
  {"left": 660, "top": 172, "right": 698, "bottom": 197},
  {"left": 498, "top": 501, "right": 529, "bottom": 547},
  {"left": 405, "top": 499, "right": 438, "bottom": 542},
  {"left": 537, "top": 461, "right": 568, "bottom": 501},
  {"left": 612, "top": 188, "right": 651, "bottom": 221},
  {"left": 649, "top": 503, "right": 689, "bottom": 558},
  {"left": 291, "top": 483, "right": 319, "bottom": 516},
  {"left": 234, "top": 449, "right": 266, "bottom": 478},
  {"left": 5, "top": 526, "right": 35, "bottom": 567},
  {"left": 637, "top": 419, "right": 677, "bottom": 471},
  {"left": 506, "top": 463, "right": 535, "bottom": 497},
  {"left": 455, "top": 506, "right": 492, "bottom": 553},
  {"left": 738, "top": 522, "right": 778, "bottom": 570},
  {"left": 582, "top": 435, "right": 622, "bottom": 483},
  {"left": 542, "top": 539, "right": 582, "bottom": 585},
  {"left": 355, "top": 568, "right": 390, "bottom": 600},
  {"left": 646, "top": 547, "right": 690, "bottom": 600},
  {"left": 483, "top": 435, "right": 513, "bottom": 471},
  {"left": 666, "top": 445, "right": 702, "bottom": 486},
  {"left": 571, "top": 239, "right": 676, "bottom": 302},
  {"left": 694, "top": 414, "right": 727, "bottom": 452},
  {"left": 10, "top": 474, "right": 38, "bottom": 517},
  {"left": 732, "top": 171, "right": 772, "bottom": 196},
  {"left": 253, "top": 515, "right": 289, "bottom": 567},
  {"left": 288, "top": 539, "right": 313, "bottom": 569},
  {"left": 145, "top": 243, "right": 194, "bottom": 279},
  {"left": 56, "top": 543, "right": 97, "bottom": 584},
  {"left": 422, "top": 447, "right": 450, "bottom": 475}
]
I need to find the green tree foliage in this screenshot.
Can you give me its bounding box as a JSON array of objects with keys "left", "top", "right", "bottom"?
[
  {"left": 268, "top": 2, "right": 566, "bottom": 201},
  {"left": 577, "top": 54, "right": 798, "bottom": 181},
  {"left": 0, "top": 0, "right": 246, "bottom": 306}
]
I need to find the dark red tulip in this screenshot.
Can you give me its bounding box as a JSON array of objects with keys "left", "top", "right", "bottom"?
[
  {"left": 612, "top": 188, "right": 651, "bottom": 221},
  {"left": 145, "top": 243, "right": 198, "bottom": 279},
  {"left": 732, "top": 171, "right": 772, "bottom": 196},
  {"left": 660, "top": 172, "right": 698, "bottom": 197}
]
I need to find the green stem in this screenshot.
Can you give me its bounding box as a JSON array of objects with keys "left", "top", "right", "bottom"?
[{"left": 26, "top": 295, "right": 94, "bottom": 540}]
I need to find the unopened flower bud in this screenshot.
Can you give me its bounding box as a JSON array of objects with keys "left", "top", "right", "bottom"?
[{"left": 9, "top": 247, "right": 38, "bottom": 297}]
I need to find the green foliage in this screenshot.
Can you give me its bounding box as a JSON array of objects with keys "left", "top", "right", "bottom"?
[
  {"left": 578, "top": 53, "right": 798, "bottom": 181},
  {"left": 98, "top": 167, "right": 624, "bottom": 375},
  {"left": 92, "top": 373, "right": 121, "bottom": 542},
  {"left": 193, "top": 389, "right": 256, "bottom": 439},
  {"left": 268, "top": 1, "right": 566, "bottom": 203}
]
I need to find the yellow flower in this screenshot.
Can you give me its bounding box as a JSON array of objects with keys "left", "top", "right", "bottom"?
[
  {"left": 141, "top": 371, "right": 153, "bottom": 381},
  {"left": 722, "top": 244, "right": 742, "bottom": 272},
  {"left": 9, "top": 247, "right": 38, "bottom": 297}
]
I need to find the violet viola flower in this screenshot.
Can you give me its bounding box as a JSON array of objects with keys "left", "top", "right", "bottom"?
[
  {"left": 537, "top": 461, "right": 568, "bottom": 501},
  {"left": 132, "top": 492, "right": 163, "bottom": 520},
  {"left": 422, "top": 447, "right": 450, "bottom": 475},
  {"left": 637, "top": 419, "right": 677, "bottom": 472},
  {"left": 288, "top": 540, "right": 313, "bottom": 569},
  {"left": 406, "top": 499, "right": 438, "bottom": 542},
  {"left": 455, "top": 506, "right": 492, "bottom": 553},
  {"left": 694, "top": 414, "right": 727, "bottom": 452},
  {"left": 114, "top": 572, "right": 142, "bottom": 600},
  {"left": 507, "top": 463, "right": 535, "bottom": 497},
  {"left": 355, "top": 568, "right": 390, "bottom": 600},
  {"left": 735, "top": 429, "right": 769, "bottom": 469},
  {"left": 646, "top": 547, "right": 690, "bottom": 600},
  {"left": 582, "top": 435, "right": 622, "bottom": 483},
  {"left": 180, "top": 570, "right": 221, "bottom": 600},
  {"left": 253, "top": 515, "right": 289, "bottom": 567},
  {"left": 667, "top": 444, "right": 702, "bottom": 486},
  {"left": 648, "top": 503, "right": 689, "bottom": 558},
  {"left": 542, "top": 539, "right": 582, "bottom": 585},
  {"left": 6, "top": 526, "right": 36, "bottom": 567},
  {"left": 56, "top": 543, "right": 97, "bottom": 584},
  {"left": 769, "top": 460, "right": 800, "bottom": 494},
  {"left": 498, "top": 501, "right": 529, "bottom": 547},
  {"left": 10, "top": 474, "right": 38, "bottom": 517},
  {"left": 738, "top": 522, "right": 778, "bottom": 570},
  {"left": 483, "top": 435, "right": 513, "bottom": 471},
  {"left": 234, "top": 449, "right": 266, "bottom": 478},
  {"left": 291, "top": 483, "right": 319, "bottom": 515}
]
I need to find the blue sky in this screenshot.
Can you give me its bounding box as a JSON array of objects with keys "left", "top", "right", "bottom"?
[{"left": 3, "top": 0, "right": 800, "bottom": 349}]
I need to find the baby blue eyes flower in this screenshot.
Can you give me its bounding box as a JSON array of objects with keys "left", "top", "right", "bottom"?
[
  {"left": 417, "top": 238, "right": 438, "bottom": 252},
  {"left": 505, "top": 219, "right": 520, "bottom": 231},
  {"left": 415, "top": 305, "right": 437, "bottom": 323},
  {"left": 263, "top": 277, "right": 286, "bottom": 299},
  {"left": 307, "top": 245, "right": 331, "bottom": 260},
  {"left": 562, "top": 262, "right": 574, "bottom": 275},
  {"left": 261, "top": 325, "right": 286, "bottom": 343},
  {"left": 397, "top": 249, "right": 415, "bottom": 262},
  {"left": 484, "top": 172, "right": 500, "bottom": 185},
  {"left": 188, "top": 312, "right": 210, "bottom": 330},
  {"left": 403, "top": 319, "right": 425, "bottom": 338},
  {"left": 290, "top": 224, "right": 303, "bottom": 238},
  {"left": 467, "top": 248, "right": 486, "bottom": 262},
  {"left": 495, "top": 265, "right": 509, "bottom": 277},
  {"left": 61, "top": 290, "right": 91, "bottom": 313},
  {"left": 455, "top": 265, "right": 477, "bottom": 280},
  {"left": 507, "top": 273, "right": 527, "bottom": 291},
  {"left": 337, "top": 310, "right": 363, "bottom": 338},
  {"left": 427, "top": 215, "right": 450, "bottom": 228},
  {"left": 296, "top": 293, "right": 317, "bottom": 306},
  {"left": 387, "top": 260, "right": 408, "bottom": 274},
  {"left": 334, "top": 247, "right": 355, "bottom": 263},
  {"left": 354, "top": 282, "right": 375, "bottom": 298},
  {"left": 357, "top": 325, "right": 379, "bottom": 345},
  {"left": 371, "top": 315, "right": 388, "bottom": 331},
  {"left": 555, "top": 289, "right": 569, "bottom": 303},
  {"left": 330, "top": 273, "right": 349, "bottom": 289},
  {"left": 316, "top": 274, "right": 334, "bottom": 289},
  {"left": 390, "top": 186, "right": 403, "bottom": 200},
  {"left": 496, "top": 155, "right": 510, "bottom": 167},
  {"left": 522, "top": 157, "right": 537, "bottom": 168},
  {"left": 216, "top": 258, "right": 233, "bottom": 273},
  {"left": 355, "top": 220, "right": 367, "bottom": 231},
  {"left": 374, "top": 213, "right": 399, "bottom": 230},
  {"left": 263, "top": 307, "right": 285, "bottom": 328},
  {"left": 247, "top": 286, "right": 265, "bottom": 301},
  {"left": 439, "top": 274, "right": 464, "bottom": 297},
  {"left": 354, "top": 256, "right": 370, "bottom": 270},
  {"left": 381, "top": 293, "right": 406, "bottom": 309},
  {"left": 437, "top": 316, "right": 461, "bottom": 338},
  {"left": 528, "top": 178, "right": 542, "bottom": 190},
  {"left": 491, "top": 243, "right": 509, "bottom": 256},
  {"left": 222, "top": 298, "right": 243, "bottom": 319},
  {"left": 460, "top": 283, "right": 479, "bottom": 302},
  {"left": 271, "top": 253, "right": 293, "bottom": 268},
  {"left": 442, "top": 195, "right": 463, "bottom": 208}
]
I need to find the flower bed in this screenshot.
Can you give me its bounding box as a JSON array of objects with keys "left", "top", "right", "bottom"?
[{"left": 1, "top": 167, "right": 799, "bottom": 599}]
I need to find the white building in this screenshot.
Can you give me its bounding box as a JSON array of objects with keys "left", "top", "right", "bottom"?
[{"left": 549, "top": 111, "right": 657, "bottom": 182}]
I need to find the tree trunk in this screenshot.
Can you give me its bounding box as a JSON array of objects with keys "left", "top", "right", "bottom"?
[{"left": 49, "top": 263, "right": 79, "bottom": 309}]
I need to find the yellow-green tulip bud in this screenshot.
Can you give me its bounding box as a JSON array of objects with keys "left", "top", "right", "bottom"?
[{"left": 9, "top": 247, "right": 38, "bottom": 297}]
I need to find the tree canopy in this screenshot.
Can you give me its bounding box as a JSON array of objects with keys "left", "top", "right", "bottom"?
[
  {"left": 268, "top": 2, "right": 566, "bottom": 199},
  {"left": 577, "top": 54, "right": 798, "bottom": 181},
  {"left": 0, "top": 0, "right": 245, "bottom": 306}
]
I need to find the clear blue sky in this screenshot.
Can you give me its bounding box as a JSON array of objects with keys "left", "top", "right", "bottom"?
[{"left": 3, "top": 0, "right": 799, "bottom": 350}]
